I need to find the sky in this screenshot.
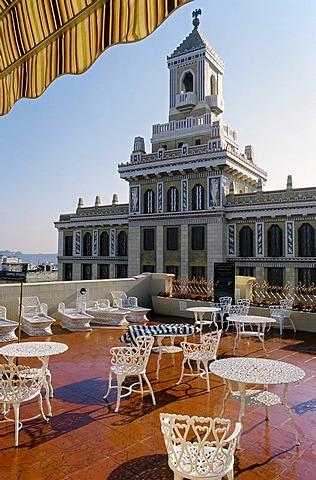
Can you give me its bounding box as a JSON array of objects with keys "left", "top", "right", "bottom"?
[{"left": 1, "top": 0, "right": 315, "bottom": 254}]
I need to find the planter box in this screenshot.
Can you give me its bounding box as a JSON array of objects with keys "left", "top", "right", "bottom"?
[{"left": 152, "top": 296, "right": 316, "bottom": 333}]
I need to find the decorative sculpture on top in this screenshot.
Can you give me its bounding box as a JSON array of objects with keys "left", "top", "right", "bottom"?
[{"left": 192, "top": 8, "right": 202, "bottom": 29}]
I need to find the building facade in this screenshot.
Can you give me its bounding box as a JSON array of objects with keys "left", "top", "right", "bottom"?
[{"left": 55, "top": 15, "right": 316, "bottom": 287}]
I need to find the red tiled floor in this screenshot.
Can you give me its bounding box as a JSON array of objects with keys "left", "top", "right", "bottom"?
[{"left": 0, "top": 314, "right": 315, "bottom": 479}]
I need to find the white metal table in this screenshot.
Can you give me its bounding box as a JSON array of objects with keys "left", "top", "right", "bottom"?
[
  {"left": 0, "top": 341, "right": 68, "bottom": 399},
  {"left": 227, "top": 315, "right": 276, "bottom": 356},
  {"left": 209, "top": 357, "right": 305, "bottom": 448},
  {"left": 186, "top": 306, "right": 220, "bottom": 341}
]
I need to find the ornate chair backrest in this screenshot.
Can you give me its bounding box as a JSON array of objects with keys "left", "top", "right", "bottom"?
[
  {"left": 236, "top": 298, "right": 250, "bottom": 315},
  {"left": 201, "top": 329, "right": 222, "bottom": 357},
  {"left": 280, "top": 298, "right": 293, "bottom": 313},
  {"left": 110, "top": 335, "right": 154, "bottom": 370},
  {"left": 229, "top": 304, "right": 245, "bottom": 316},
  {"left": 0, "top": 363, "right": 46, "bottom": 404},
  {"left": 160, "top": 413, "right": 241, "bottom": 478},
  {"left": 0, "top": 306, "right": 7, "bottom": 319},
  {"left": 21, "top": 296, "right": 41, "bottom": 316},
  {"left": 219, "top": 296, "right": 232, "bottom": 314}
]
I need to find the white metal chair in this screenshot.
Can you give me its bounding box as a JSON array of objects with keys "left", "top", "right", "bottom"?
[
  {"left": 0, "top": 363, "right": 51, "bottom": 446},
  {"left": 160, "top": 413, "right": 241, "bottom": 480},
  {"left": 177, "top": 330, "right": 222, "bottom": 392},
  {"left": 0, "top": 306, "right": 19, "bottom": 342},
  {"left": 111, "top": 291, "right": 150, "bottom": 322},
  {"left": 226, "top": 299, "right": 250, "bottom": 331},
  {"left": 269, "top": 299, "right": 295, "bottom": 335},
  {"left": 103, "top": 335, "right": 156, "bottom": 412},
  {"left": 20, "top": 296, "right": 55, "bottom": 336},
  {"left": 218, "top": 297, "right": 232, "bottom": 330}
]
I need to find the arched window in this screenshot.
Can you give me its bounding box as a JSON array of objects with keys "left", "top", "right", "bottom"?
[
  {"left": 117, "top": 231, "right": 127, "bottom": 256},
  {"left": 268, "top": 225, "right": 283, "bottom": 257},
  {"left": 192, "top": 184, "right": 204, "bottom": 210},
  {"left": 298, "top": 223, "right": 315, "bottom": 256},
  {"left": 144, "top": 189, "right": 155, "bottom": 214},
  {"left": 182, "top": 72, "right": 193, "bottom": 92},
  {"left": 99, "top": 231, "right": 109, "bottom": 256},
  {"left": 239, "top": 226, "right": 254, "bottom": 257},
  {"left": 83, "top": 232, "right": 92, "bottom": 256},
  {"left": 167, "top": 187, "right": 178, "bottom": 212}
]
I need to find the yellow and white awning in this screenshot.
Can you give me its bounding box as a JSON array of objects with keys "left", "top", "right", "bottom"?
[{"left": 0, "top": 0, "right": 192, "bottom": 115}]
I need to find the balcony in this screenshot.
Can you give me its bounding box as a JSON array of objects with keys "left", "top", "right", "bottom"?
[
  {"left": 175, "top": 91, "right": 197, "bottom": 111},
  {"left": 206, "top": 94, "right": 224, "bottom": 114}
]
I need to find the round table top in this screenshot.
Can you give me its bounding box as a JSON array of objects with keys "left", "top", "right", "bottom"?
[
  {"left": 227, "top": 315, "right": 276, "bottom": 324},
  {"left": 186, "top": 307, "right": 220, "bottom": 313},
  {"left": 209, "top": 357, "right": 305, "bottom": 385},
  {"left": 0, "top": 341, "right": 68, "bottom": 357}
]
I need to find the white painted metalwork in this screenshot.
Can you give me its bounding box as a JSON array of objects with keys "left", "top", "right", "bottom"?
[{"left": 160, "top": 413, "right": 241, "bottom": 479}]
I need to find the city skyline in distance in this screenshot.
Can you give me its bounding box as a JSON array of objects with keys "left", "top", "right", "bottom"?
[{"left": 1, "top": 0, "right": 315, "bottom": 253}]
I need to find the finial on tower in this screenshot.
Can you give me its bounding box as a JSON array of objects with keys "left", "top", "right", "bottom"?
[{"left": 192, "top": 8, "right": 202, "bottom": 29}]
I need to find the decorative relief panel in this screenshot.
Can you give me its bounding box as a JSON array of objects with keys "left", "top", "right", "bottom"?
[
  {"left": 228, "top": 224, "right": 236, "bottom": 255},
  {"left": 74, "top": 230, "right": 81, "bottom": 256},
  {"left": 181, "top": 179, "right": 188, "bottom": 211},
  {"left": 130, "top": 185, "right": 140, "bottom": 213},
  {"left": 110, "top": 229, "right": 116, "bottom": 257},
  {"left": 157, "top": 182, "right": 163, "bottom": 213},
  {"left": 208, "top": 176, "right": 221, "bottom": 207},
  {"left": 93, "top": 229, "right": 98, "bottom": 256},
  {"left": 286, "top": 221, "right": 294, "bottom": 256},
  {"left": 256, "top": 222, "right": 264, "bottom": 256}
]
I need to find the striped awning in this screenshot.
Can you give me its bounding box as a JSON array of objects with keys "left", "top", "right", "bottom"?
[{"left": 0, "top": 0, "right": 192, "bottom": 115}]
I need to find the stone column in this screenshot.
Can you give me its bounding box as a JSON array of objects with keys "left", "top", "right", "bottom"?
[
  {"left": 180, "top": 224, "right": 188, "bottom": 278},
  {"left": 128, "top": 224, "right": 141, "bottom": 277},
  {"left": 156, "top": 225, "right": 164, "bottom": 272},
  {"left": 207, "top": 220, "right": 225, "bottom": 279}
]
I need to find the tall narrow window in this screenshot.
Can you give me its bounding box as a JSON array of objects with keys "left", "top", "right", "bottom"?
[
  {"left": 82, "top": 264, "right": 92, "bottom": 280},
  {"left": 192, "top": 184, "right": 204, "bottom": 210},
  {"left": 166, "top": 265, "right": 179, "bottom": 277},
  {"left": 99, "top": 231, "right": 109, "bottom": 256},
  {"left": 298, "top": 223, "right": 315, "bottom": 256},
  {"left": 268, "top": 225, "right": 283, "bottom": 257},
  {"left": 191, "top": 266, "right": 205, "bottom": 280},
  {"left": 182, "top": 72, "right": 193, "bottom": 92},
  {"left": 298, "top": 268, "right": 316, "bottom": 287},
  {"left": 167, "top": 227, "right": 179, "bottom": 250},
  {"left": 64, "top": 236, "right": 73, "bottom": 256},
  {"left": 192, "top": 226, "right": 205, "bottom": 250},
  {"left": 116, "top": 264, "right": 128, "bottom": 278},
  {"left": 117, "top": 231, "right": 127, "bottom": 256},
  {"left": 239, "top": 226, "right": 254, "bottom": 257},
  {"left": 83, "top": 232, "right": 92, "bottom": 256},
  {"left": 167, "top": 187, "right": 179, "bottom": 212},
  {"left": 143, "top": 229, "right": 155, "bottom": 250},
  {"left": 98, "top": 264, "right": 109, "bottom": 279},
  {"left": 268, "top": 267, "right": 283, "bottom": 286},
  {"left": 144, "top": 189, "right": 155, "bottom": 214},
  {"left": 63, "top": 263, "right": 72, "bottom": 281}
]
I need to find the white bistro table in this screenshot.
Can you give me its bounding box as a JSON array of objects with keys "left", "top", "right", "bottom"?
[
  {"left": 0, "top": 341, "right": 68, "bottom": 399},
  {"left": 227, "top": 315, "right": 276, "bottom": 356},
  {"left": 186, "top": 306, "right": 220, "bottom": 341},
  {"left": 210, "top": 357, "right": 305, "bottom": 448}
]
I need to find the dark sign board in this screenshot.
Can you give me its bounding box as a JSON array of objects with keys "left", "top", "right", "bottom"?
[{"left": 214, "top": 263, "right": 235, "bottom": 303}]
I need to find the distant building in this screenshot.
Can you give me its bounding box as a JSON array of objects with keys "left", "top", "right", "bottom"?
[{"left": 55, "top": 14, "right": 316, "bottom": 287}]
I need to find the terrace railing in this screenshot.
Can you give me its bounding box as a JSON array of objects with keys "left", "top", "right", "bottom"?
[{"left": 166, "top": 278, "right": 316, "bottom": 312}]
